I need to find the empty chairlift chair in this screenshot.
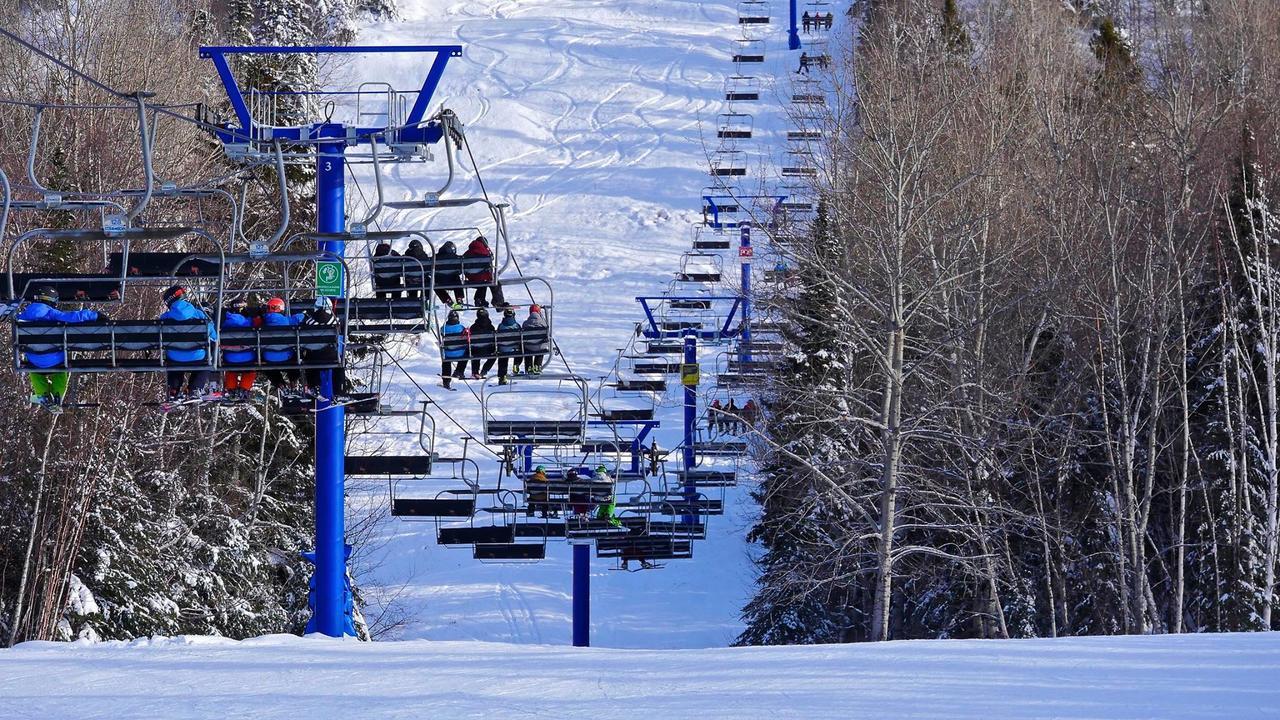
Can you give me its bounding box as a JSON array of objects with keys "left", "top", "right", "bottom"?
[
  {"left": 716, "top": 112, "right": 754, "bottom": 144},
  {"left": 732, "top": 39, "right": 766, "bottom": 66},
  {"left": 710, "top": 150, "right": 748, "bottom": 178},
  {"left": 724, "top": 75, "right": 760, "bottom": 103},
  {"left": 738, "top": 0, "right": 770, "bottom": 25},
  {"left": 677, "top": 253, "right": 724, "bottom": 283},
  {"left": 482, "top": 374, "right": 590, "bottom": 446}
]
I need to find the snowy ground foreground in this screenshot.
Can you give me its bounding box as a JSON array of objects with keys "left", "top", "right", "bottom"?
[
  {"left": 329, "top": 0, "right": 796, "bottom": 647},
  {"left": 4, "top": 631, "right": 1277, "bottom": 719}
]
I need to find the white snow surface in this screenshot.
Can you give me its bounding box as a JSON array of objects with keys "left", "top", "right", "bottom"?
[
  {"left": 3, "top": 631, "right": 1277, "bottom": 719},
  {"left": 332, "top": 0, "right": 797, "bottom": 649}
]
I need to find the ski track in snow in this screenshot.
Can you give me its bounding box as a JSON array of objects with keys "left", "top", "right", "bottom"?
[{"left": 328, "top": 0, "right": 782, "bottom": 650}]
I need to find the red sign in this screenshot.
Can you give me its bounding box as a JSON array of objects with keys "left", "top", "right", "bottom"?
[{"left": 738, "top": 246, "right": 754, "bottom": 258}]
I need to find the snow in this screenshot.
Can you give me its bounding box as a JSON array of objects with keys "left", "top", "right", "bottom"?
[{"left": 3, "top": 631, "right": 1278, "bottom": 718}]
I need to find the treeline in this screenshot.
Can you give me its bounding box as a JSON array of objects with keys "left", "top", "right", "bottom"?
[
  {"left": 742, "top": 0, "right": 1280, "bottom": 643},
  {"left": 0, "top": 0, "right": 391, "bottom": 644}
]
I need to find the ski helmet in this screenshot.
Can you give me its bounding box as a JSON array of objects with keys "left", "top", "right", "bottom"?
[
  {"left": 33, "top": 286, "right": 58, "bottom": 305},
  {"left": 267, "top": 297, "right": 286, "bottom": 313},
  {"left": 162, "top": 285, "right": 186, "bottom": 307}
]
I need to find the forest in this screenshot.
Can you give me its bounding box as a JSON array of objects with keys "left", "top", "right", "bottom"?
[
  {"left": 0, "top": 0, "right": 393, "bottom": 645},
  {"left": 742, "top": 0, "right": 1280, "bottom": 643}
]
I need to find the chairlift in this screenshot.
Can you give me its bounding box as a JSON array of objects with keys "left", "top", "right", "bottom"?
[
  {"left": 717, "top": 113, "right": 753, "bottom": 145},
  {"left": 738, "top": 0, "right": 770, "bottom": 24},
  {"left": 710, "top": 150, "right": 748, "bottom": 178},
  {"left": 482, "top": 373, "right": 589, "bottom": 446},
  {"left": 678, "top": 253, "right": 724, "bottom": 283},
  {"left": 693, "top": 224, "right": 733, "bottom": 251},
  {"left": 724, "top": 75, "right": 760, "bottom": 102},
  {"left": 732, "top": 39, "right": 766, "bottom": 65},
  {"left": 434, "top": 276, "right": 553, "bottom": 365}
]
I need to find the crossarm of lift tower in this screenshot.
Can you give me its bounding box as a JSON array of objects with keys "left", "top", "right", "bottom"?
[{"left": 199, "top": 45, "right": 464, "bottom": 145}]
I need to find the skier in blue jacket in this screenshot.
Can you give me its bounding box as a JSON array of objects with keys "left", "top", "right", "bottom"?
[
  {"left": 260, "top": 296, "right": 306, "bottom": 394},
  {"left": 440, "top": 309, "right": 467, "bottom": 389},
  {"left": 159, "top": 285, "right": 216, "bottom": 401},
  {"left": 18, "top": 285, "right": 99, "bottom": 408},
  {"left": 495, "top": 307, "right": 522, "bottom": 385}
]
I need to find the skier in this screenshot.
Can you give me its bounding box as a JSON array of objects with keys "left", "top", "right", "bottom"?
[
  {"left": 525, "top": 464, "right": 550, "bottom": 518},
  {"left": 260, "top": 296, "right": 306, "bottom": 395},
  {"left": 371, "top": 242, "right": 403, "bottom": 300},
  {"left": 469, "top": 307, "right": 497, "bottom": 379},
  {"left": 708, "top": 398, "right": 724, "bottom": 434},
  {"left": 159, "top": 285, "right": 217, "bottom": 402},
  {"left": 402, "top": 238, "right": 432, "bottom": 300},
  {"left": 463, "top": 236, "right": 507, "bottom": 308},
  {"left": 440, "top": 309, "right": 468, "bottom": 389},
  {"left": 433, "top": 240, "right": 465, "bottom": 307},
  {"left": 823, "top": 12, "right": 834, "bottom": 29},
  {"left": 220, "top": 298, "right": 260, "bottom": 401},
  {"left": 724, "top": 398, "right": 742, "bottom": 434},
  {"left": 519, "top": 304, "right": 548, "bottom": 375},
  {"left": 566, "top": 467, "right": 591, "bottom": 518},
  {"left": 802, "top": 10, "right": 811, "bottom": 32},
  {"left": 18, "top": 286, "right": 99, "bottom": 409},
  {"left": 301, "top": 298, "right": 347, "bottom": 400},
  {"left": 495, "top": 307, "right": 522, "bottom": 385},
  {"left": 797, "top": 52, "right": 810, "bottom": 74},
  {"left": 742, "top": 398, "right": 761, "bottom": 430}
]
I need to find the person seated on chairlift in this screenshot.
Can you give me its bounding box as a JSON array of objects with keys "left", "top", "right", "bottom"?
[
  {"left": 723, "top": 398, "right": 742, "bottom": 434},
  {"left": 518, "top": 304, "right": 548, "bottom": 376},
  {"left": 220, "top": 297, "right": 261, "bottom": 401},
  {"left": 261, "top": 296, "right": 306, "bottom": 396},
  {"left": 802, "top": 10, "right": 811, "bottom": 32},
  {"left": 525, "top": 464, "right": 551, "bottom": 518},
  {"left": 495, "top": 307, "right": 522, "bottom": 385},
  {"left": 402, "top": 238, "right": 431, "bottom": 301},
  {"left": 742, "top": 398, "right": 761, "bottom": 429},
  {"left": 431, "top": 239, "right": 466, "bottom": 308},
  {"left": 469, "top": 307, "right": 497, "bottom": 379},
  {"left": 708, "top": 398, "right": 724, "bottom": 433},
  {"left": 463, "top": 236, "right": 507, "bottom": 309},
  {"left": 566, "top": 467, "right": 591, "bottom": 518},
  {"left": 18, "top": 285, "right": 99, "bottom": 410},
  {"left": 159, "top": 285, "right": 217, "bottom": 402},
  {"left": 372, "top": 241, "right": 403, "bottom": 300},
  {"left": 441, "top": 309, "right": 467, "bottom": 390},
  {"left": 301, "top": 298, "right": 348, "bottom": 401}
]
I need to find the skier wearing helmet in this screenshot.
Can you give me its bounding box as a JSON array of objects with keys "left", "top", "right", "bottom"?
[
  {"left": 440, "top": 309, "right": 467, "bottom": 390},
  {"left": 17, "top": 285, "right": 99, "bottom": 409},
  {"left": 260, "top": 296, "right": 306, "bottom": 395},
  {"left": 495, "top": 307, "right": 522, "bottom": 385},
  {"left": 158, "top": 284, "right": 217, "bottom": 401},
  {"left": 519, "top": 304, "right": 548, "bottom": 375}
]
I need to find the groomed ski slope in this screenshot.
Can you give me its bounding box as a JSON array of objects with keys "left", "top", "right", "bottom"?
[
  {"left": 334, "top": 0, "right": 797, "bottom": 647},
  {"left": 4, "top": 631, "right": 1277, "bottom": 719}
]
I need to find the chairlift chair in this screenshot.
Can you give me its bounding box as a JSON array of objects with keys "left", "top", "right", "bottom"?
[
  {"left": 710, "top": 150, "right": 748, "bottom": 178},
  {"left": 482, "top": 374, "right": 589, "bottom": 446},
  {"left": 724, "top": 75, "right": 761, "bottom": 102},
  {"left": 732, "top": 39, "right": 766, "bottom": 65},
  {"left": 737, "top": 0, "right": 771, "bottom": 24},
  {"left": 677, "top": 252, "right": 724, "bottom": 283},
  {"left": 434, "top": 276, "right": 553, "bottom": 365}
]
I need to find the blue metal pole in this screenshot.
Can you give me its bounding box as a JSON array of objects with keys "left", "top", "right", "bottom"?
[
  {"left": 789, "top": 0, "right": 802, "bottom": 50},
  {"left": 572, "top": 543, "right": 590, "bottom": 647},
  {"left": 739, "top": 222, "right": 752, "bottom": 363},
  {"left": 682, "top": 333, "right": 697, "bottom": 525},
  {"left": 309, "top": 124, "right": 354, "bottom": 637}
]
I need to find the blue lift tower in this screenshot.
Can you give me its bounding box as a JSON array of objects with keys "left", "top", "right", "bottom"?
[{"left": 200, "top": 45, "right": 462, "bottom": 637}]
